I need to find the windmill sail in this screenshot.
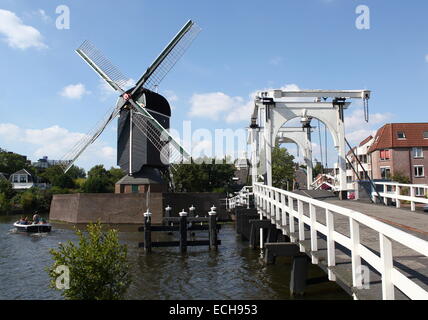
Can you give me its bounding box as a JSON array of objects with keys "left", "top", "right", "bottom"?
[
  {"left": 129, "top": 100, "right": 191, "bottom": 170},
  {"left": 60, "top": 104, "right": 121, "bottom": 172},
  {"left": 132, "top": 20, "right": 201, "bottom": 93},
  {"left": 76, "top": 40, "right": 132, "bottom": 92}
]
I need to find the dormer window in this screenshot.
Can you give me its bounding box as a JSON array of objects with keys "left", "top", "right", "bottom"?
[
  {"left": 424, "top": 131, "right": 428, "bottom": 139},
  {"left": 397, "top": 131, "right": 406, "bottom": 139}
]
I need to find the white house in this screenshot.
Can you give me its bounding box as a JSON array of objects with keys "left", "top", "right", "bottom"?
[{"left": 9, "top": 169, "right": 48, "bottom": 190}]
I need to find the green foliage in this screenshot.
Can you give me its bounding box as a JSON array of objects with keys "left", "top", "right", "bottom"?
[
  {"left": 48, "top": 222, "right": 132, "bottom": 300},
  {"left": 0, "top": 151, "right": 30, "bottom": 175},
  {"left": 391, "top": 171, "right": 411, "bottom": 184},
  {"left": 0, "top": 179, "right": 15, "bottom": 199},
  {"left": 272, "top": 145, "right": 295, "bottom": 190},
  {"left": 172, "top": 158, "right": 235, "bottom": 193},
  {"left": 0, "top": 193, "right": 11, "bottom": 215},
  {"left": 39, "top": 165, "right": 84, "bottom": 189},
  {"left": 52, "top": 174, "right": 76, "bottom": 189},
  {"left": 108, "top": 167, "right": 125, "bottom": 183},
  {"left": 83, "top": 175, "right": 113, "bottom": 193},
  {"left": 82, "top": 166, "right": 124, "bottom": 193},
  {"left": 313, "top": 162, "right": 324, "bottom": 178}
]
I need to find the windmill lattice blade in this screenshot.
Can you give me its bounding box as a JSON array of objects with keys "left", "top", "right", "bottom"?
[
  {"left": 130, "top": 101, "right": 191, "bottom": 170},
  {"left": 60, "top": 104, "right": 121, "bottom": 172},
  {"left": 76, "top": 40, "right": 132, "bottom": 92},
  {"left": 132, "top": 20, "right": 201, "bottom": 93}
]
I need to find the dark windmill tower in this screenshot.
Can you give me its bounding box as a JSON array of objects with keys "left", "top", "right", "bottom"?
[
  {"left": 60, "top": 20, "right": 199, "bottom": 193},
  {"left": 116, "top": 88, "right": 172, "bottom": 192}
]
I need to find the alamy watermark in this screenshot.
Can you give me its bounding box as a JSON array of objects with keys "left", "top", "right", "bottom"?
[
  {"left": 54, "top": 265, "right": 70, "bottom": 290},
  {"left": 355, "top": 5, "right": 370, "bottom": 30},
  {"left": 56, "top": 5, "right": 70, "bottom": 30}
]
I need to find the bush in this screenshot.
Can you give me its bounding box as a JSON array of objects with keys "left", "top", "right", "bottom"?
[
  {"left": 48, "top": 222, "right": 132, "bottom": 300},
  {"left": 0, "top": 193, "right": 11, "bottom": 215},
  {"left": 0, "top": 179, "right": 15, "bottom": 200}
]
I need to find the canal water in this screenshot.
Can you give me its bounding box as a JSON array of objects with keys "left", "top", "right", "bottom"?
[{"left": 0, "top": 215, "right": 349, "bottom": 300}]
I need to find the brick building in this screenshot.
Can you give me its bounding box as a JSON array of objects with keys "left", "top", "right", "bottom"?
[{"left": 369, "top": 123, "right": 428, "bottom": 188}]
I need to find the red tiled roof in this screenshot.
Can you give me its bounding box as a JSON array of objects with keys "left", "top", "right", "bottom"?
[
  {"left": 359, "top": 135, "right": 373, "bottom": 147},
  {"left": 368, "top": 123, "right": 428, "bottom": 152}
]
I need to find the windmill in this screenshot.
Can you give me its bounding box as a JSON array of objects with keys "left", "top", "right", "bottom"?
[{"left": 60, "top": 20, "right": 201, "bottom": 191}]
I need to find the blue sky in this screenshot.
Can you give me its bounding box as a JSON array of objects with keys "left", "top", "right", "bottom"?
[{"left": 0, "top": 0, "right": 427, "bottom": 171}]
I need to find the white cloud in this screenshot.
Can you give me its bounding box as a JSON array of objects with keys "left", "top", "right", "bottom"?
[
  {"left": 189, "top": 92, "right": 246, "bottom": 120},
  {"left": 0, "top": 9, "right": 47, "bottom": 49},
  {"left": 425, "top": 54, "right": 428, "bottom": 63},
  {"left": 60, "top": 83, "right": 90, "bottom": 99},
  {"left": 345, "top": 108, "right": 393, "bottom": 144},
  {"left": 189, "top": 84, "right": 303, "bottom": 124},
  {"left": 0, "top": 123, "right": 116, "bottom": 170},
  {"left": 35, "top": 9, "right": 50, "bottom": 23}
]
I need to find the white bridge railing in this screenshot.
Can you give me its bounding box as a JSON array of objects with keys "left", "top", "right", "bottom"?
[
  {"left": 227, "top": 186, "right": 253, "bottom": 210},
  {"left": 372, "top": 182, "right": 428, "bottom": 211},
  {"left": 253, "top": 182, "right": 428, "bottom": 300}
]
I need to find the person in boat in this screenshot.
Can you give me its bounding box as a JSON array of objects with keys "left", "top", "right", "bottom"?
[
  {"left": 39, "top": 217, "right": 46, "bottom": 224},
  {"left": 33, "top": 212, "right": 40, "bottom": 224},
  {"left": 18, "top": 217, "right": 26, "bottom": 225}
]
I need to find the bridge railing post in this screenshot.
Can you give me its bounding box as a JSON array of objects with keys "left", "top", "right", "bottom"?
[
  {"left": 410, "top": 187, "right": 416, "bottom": 211},
  {"left": 281, "top": 193, "right": 287, "bottom": 232},
  {"left": 380, "top": 233, "right": 395, "bottom": 300},
  {"left": 297, "top": 200, "right": 304, "bottom": 242},
  {"left": 288, "top": 196, "right": 295, "bottom": 242},
  {"left": 275, "top": 191, "right": 280, "bottom": 225},
  {"left": 350, "top": 217, "right": 362, "bottom": 290},
  {"left": 209, "top": 206, "right": 218, "bottom": 250},
  {"left": 383, "top": 184, "right": 388, "bottom": 205},
  {"left": 309, "top": 203, "right": 318, "bottom": 264},
  {"left": 395, "top": 186, "right": 401, "bottom": 209},
  {"left": 179, "top": 209, "right": 188, "bottom": 253},
  {"left": 325, "top": 208, "right": 336, "bottom": 281},
  {"left": 144, "top": 209, "right": 152, "bottom": 253}
]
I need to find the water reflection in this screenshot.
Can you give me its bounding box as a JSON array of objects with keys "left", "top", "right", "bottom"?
[{"left": 0, "top": 215, "right": 349, "bottom": 300}]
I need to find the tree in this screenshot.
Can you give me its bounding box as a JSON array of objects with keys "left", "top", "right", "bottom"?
[
  {"left": 108, "top": 167, "right": 125, "bottom": 184},
  {"left": 391, "top": 171, "right": 411, "bottom": 184},
  {"left": 313, "top": 162, "right": 324, "bottom": 178},
  {"left": 272, "top": 145, "right": 295, "bottom": 190},
  {"left": 0, "top": 193, "right": 11, "bottom": 215},
  {"left": 0, "top": 151, "right": 30, "bottom": 174},
  {"left": 172, "top": 158, "right": 235, "bottom": 193},
  {"left": 52, "top": 174, "right": 76, "bottom": 189},
  {"left": 0, "top": 179, "right": 15, "bottom": 200},
  {"left": 48, "top": 222, "right": 132, "bottom": 300},
  {"left": 83, "top": 165, "right": 116, "bottom": 193}
]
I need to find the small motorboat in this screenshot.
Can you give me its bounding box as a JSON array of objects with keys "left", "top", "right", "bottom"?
[{"left": 13, "top": 221, "right": 52, "bottom": 233}]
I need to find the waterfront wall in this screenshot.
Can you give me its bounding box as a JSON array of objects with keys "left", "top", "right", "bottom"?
[
  {"left": 50, "top": 193, "right": 163, "bottom": 224},
  {"left": 50, "top": 192, "right": 227, "bottom": 224}
]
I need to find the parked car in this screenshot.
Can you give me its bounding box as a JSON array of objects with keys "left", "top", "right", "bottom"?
[{"left": 424, "top": 204, "right": 428, "bottom": 213}]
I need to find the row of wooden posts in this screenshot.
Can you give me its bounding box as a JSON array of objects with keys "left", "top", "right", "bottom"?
[{"left": 139, "top": 205, "right": 221, "bottom": 253}]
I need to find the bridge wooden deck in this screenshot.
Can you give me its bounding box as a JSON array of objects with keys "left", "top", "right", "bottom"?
[{"left": 261, "top": 194, "right": 428, "bottom": 300}]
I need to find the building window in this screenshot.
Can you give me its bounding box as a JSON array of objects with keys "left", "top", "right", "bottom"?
[
  {"left": 131, "top": 185, "right": 139, "bottom": 193},
  {"left": 381, "top": 167, "right": 391, "bottom": 179},
  {"left": 415, "top": 188, "right": 426, "bottom": 197},
  {"left": 19, "top": 175, "right": 27, "bottom": 183},
  {"left": 424, "top": 131, "right": 428, "bottom": 139},
  {"left": 414, "top": 165, "right": 424, "bottom": 178},
  {"left": 346, "top": 176, "right": 353, "bottom": 183},
  {"left": 413, "top": 147, "right": 423, "bottom": 158},
  {"left": 13, "top": 175, "right": 18, "bottom": 183},
  {"left": 380, "top": 149, "right": 391, "bottom": 161},
  {"left": 397, "top": 131, "right": 406, "bottom": 139}
]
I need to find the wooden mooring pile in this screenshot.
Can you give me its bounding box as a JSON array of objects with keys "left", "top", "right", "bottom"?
[{"left": 139, "top": 206, "right": 221, "bottom": 253}]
